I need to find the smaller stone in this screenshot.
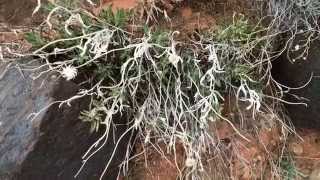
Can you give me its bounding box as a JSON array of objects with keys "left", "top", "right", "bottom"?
[
  {"left": 256, "top": 155, "right": 262, "bottom": 161},
  {"left": 50, "top": 74, "right": 57, "bottom": 79},
  {"left": 290, "top": 143, "right": 303, "bottom": 155},
  {"left": 185, "top": 157, "right": 196, "bottom": 167}
]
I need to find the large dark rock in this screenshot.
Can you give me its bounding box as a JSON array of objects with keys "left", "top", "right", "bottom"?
[
  {"left": 0, "top": 62, "right": 54, "bottom": 179},
  {"left": 272, "top": 39, "right": 320, "bottom": 129},
  {"left": 0, "top": 61, "right": 130, "bottom": 180}
]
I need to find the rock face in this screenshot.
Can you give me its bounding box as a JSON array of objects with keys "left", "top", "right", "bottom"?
[
  {"left": 0, "top": 61, "right": 130, "bottom": 180},
  {"left": 272, "top": 39, "right": 320, "bottom": 129},
  {"left": 0, "top": 62, "right": 54, "bottom": 179}
]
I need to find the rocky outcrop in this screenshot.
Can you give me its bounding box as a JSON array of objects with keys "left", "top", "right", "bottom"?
[
  {"left": 0, "top": 61, "right": 130, "bottom": 180},
  {"left": 272, "top": 39, "right": 320, "bottom": 129},
  {"left": 0, "top": 61, "right": 54, "bottom": 179}
]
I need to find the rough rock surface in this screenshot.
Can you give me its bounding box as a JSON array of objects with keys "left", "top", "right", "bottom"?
[
  {"left": 272, "top": 39, "right": 320, "bottom": 128},
  {"left": 0, "top": 61, "right": 130, "bottom": 180},
  {"left": 0, "top": 62, "right": 54, "bottom": 179}
]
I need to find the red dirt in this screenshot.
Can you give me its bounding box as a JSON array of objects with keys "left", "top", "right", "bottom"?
[
  {"left": 0, "top": 31, "right": 32, "bottom": 58},
  {"left": 101, "top": 0, "right": 138, "bottom": 10},
  {"left": 289, "top": 130, "right": 320, "bottom": 176},
  {"left": 90, "top": 0, "right": 138, "bottom": 15},
  {"left": 130, "top": 124, "right": 320, "bottom": 179},
  {"left": 129, "top": 142, "right": 185, "bottom": 180},
  {"left": 0, "top": 0, "right": 42, "bottom": 26}
]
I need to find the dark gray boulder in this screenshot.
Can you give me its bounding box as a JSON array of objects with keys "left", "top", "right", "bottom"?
[
  {"left": 272, "top": 38, "right": 320, "bottom": 129},
  {"left": 0, "top": 61, "right": 54, "bottom": 179},
  {"left": 0, "top": 61, "right": 131, "bottom": 180}
]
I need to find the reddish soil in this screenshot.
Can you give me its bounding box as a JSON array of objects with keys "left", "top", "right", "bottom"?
[
  {"left": 90, "top": 0, "right": 138, "bottom": 15},
  {"left": 0, "top": 0, "right": 42, "bottom": 26},
  {"left": 290, "top": 130, "right": 320, "bottom": 177},
  {"left": 129, "top": 143, "right": 185, "bottom": 180},
  {"left": 0, "top": 31, "right": 32, "bottom": 57},
  {"left": 0, "top": 0, "right": 43, "bottom": 57},
  {"left": 101, "top": 0, "right": 138, "bottom": 10},
  {"left": 129, "top": 124, "right": 320, "bottom": 180}
]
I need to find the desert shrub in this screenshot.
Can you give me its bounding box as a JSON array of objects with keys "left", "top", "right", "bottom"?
[{"left": 23, "top": 0, "right": 320, "bottom": 179}]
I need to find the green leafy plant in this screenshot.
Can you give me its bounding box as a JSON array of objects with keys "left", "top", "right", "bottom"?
[
  {"left": 216, "top": 14, "right": 257, "bottom": 44},
  {"left": 99, "top": 6, "right": 131, "bottom": 28},
  {"left": 24, "top": 32, "right": 46, "bottom": 48},
  {"left": 280, "top": 156, "right": 299, "bottom": 180}
]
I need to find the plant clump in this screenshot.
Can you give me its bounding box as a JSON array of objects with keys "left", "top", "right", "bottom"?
[{"left": 21, "top": 0, "right": 320, "bottom": 179}]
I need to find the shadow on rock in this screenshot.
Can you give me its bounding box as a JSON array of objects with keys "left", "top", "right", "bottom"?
[{"left": 272, "top": 38, "right": 320, "bottom": 129}]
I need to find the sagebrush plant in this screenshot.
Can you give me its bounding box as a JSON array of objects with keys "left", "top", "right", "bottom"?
[{"left": 21, "top": 0, "right": 320, "bottom": 179}]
